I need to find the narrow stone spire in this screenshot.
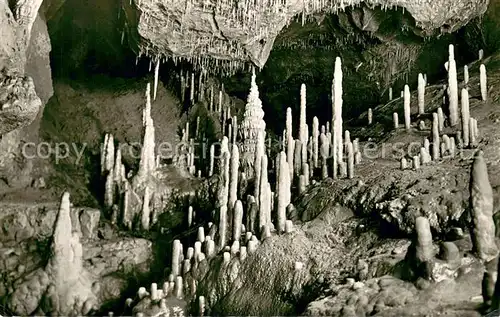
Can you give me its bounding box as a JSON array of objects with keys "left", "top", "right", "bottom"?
[{"left": 240, "top": 68, "right": 266, "bottom": 179}]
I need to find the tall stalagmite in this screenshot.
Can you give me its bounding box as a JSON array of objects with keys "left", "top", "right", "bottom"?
[
  {"left": 332, "top": 57, "right": 343, "bottom": 178},
  {"left": 240, "top": 69, "right": 266, "bottom": 179},
  {"left": 470, "top": 151, "right": 498, "bottom": 262},
  {"left": 448, "top": 44, "right": 459, "bottom": 126},
  {"left": 135, "top": 83, "right": 156, "bottom": 184}
]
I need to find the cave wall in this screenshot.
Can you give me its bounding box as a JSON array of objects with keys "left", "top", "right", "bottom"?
[{"left": 0, "top": 5, "right": 53, "bottom": 190}]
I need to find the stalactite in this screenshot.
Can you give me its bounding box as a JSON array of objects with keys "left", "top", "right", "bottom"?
[
  {"left": 404, "top": 84, "right": 411, "bottom": 131},
  {"left": 154, "top": 59, "right": 160, "bottom": 100},
  {"left": 448, "top": 45, "right": 459, "bottom": 126}
]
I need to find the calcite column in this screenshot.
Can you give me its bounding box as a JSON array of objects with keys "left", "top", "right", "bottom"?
[{"left": 240, "top": 69, "right": 266, "bottom": 179}]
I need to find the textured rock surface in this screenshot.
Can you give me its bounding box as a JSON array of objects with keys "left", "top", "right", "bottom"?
[
  {"left": 130, "top": 0, "right": 489, "bottom": 68},
  {"left": 0, "top": 200, "right": 153, "bottom": 315}
]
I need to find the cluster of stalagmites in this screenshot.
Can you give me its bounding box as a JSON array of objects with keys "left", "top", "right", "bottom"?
[{"left": 108, "top": 42, "right": 498, "bottom": 315}]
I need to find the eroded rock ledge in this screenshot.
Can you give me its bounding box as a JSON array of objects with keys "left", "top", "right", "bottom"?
[{"left": 129, "top": 0, "right": 489, "bottom": 69}]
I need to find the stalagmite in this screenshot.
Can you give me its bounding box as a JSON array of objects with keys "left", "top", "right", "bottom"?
[
  {"left": 286, "top": 107, "right": 293, "bottom": 146},
  {"left": 104, "top": 171, "right": 114, "bottom": 208},
  {"left": 232, "top": 116, "right": 238, "bottom": 144},
  {"left": 229, "top": 144, "right": 240, "bottom": 211},
  {"left": 206, "top": 239, "right": 215, "bottom": 258},
  {"left": 190, "top": 72, "right": 195, "bottom": 104},
  {"left": 141, "top": 186, "right": 151, "bottom": 230},
  {"left": 480, "top": 64, "right": 487, "bottom": 101},
  {"left": 437, "top": 107, "right": 444, "bottom": 132},
  {"left": 470, "top": 117, "right": 477, "bottom": 146},
  {"left": 413, "top": 156, "right": 420, "bottom": 169},
  {"left": 277, "top": 152, "right": 291, "bottom": 233},
  {"left": 233, "top": 200, "right": 243, "bottom": 241},
  {"left": 254, "top": 130, "right": 265, "bottom": 202},
  {"left": 415, "top": 216, "right": 433, "bottom": 263},
  {"left": 479, "top": 49, "right": 484, "bottom": 60},
  {"left": 464, "top": 65, "right": 469, "bottom": 85},
  {"left": 299, "top": 84, "right": 307, "bottom": 161},
  {"left": 470, "top": 151, "right": 498, "bottom": 262},
  {"left": 368, "top": 108, "right": 373, "bottom": 125},
  {"left": 209, "top": 144, "right": 215, "bottom": 177},
  {"left": 259, "top": 155, "right": 270, "bottom": 231},
  {"left": 432, "top": 113, "right": 440, "bottom": 161},
  {"left": 105, "top": 134, "right": 115, "bottom": 174},
  {"left": 332, "top": 57, "right": 343, "bottom": 172},
  {"left": 448, "top": 44, "right": 459, "bottom": 126},
  {"left": 393, "top": 113, "right": 399, "bottom": 130},
  {"left": 404, "top": 84, "right": 411, "bottom": 131},
  {"left": 312, "top": 117, "right": 319, "bottom": 168},
  {"left": 418, "top": 73, "right": 425, "bottom": 115},
  {"left": 420, "top": 147, "right": 431, "bottom": 164},
  {"left": 197, "top": 227, "right": 205, "bottom": 242},
  {"left": 199, "top": 296, "right": 206, "bottom": 316},
  {"left": 154, "top": 60, "right": 160, "bottom": 100},
  {"left": 346, "top": 141, "right": 355, "bottom": 179},
  {"left": 401, "top": 157, "right": 408, "bottom": 170},
  {"left": 218, "top": 205, "right": 228, "bottom": 251},
  {"left": 287, "top": 136, "right": 295, "bottom": 180},
  {"left": 174, "top": 276, "right": 183, "bottom": 298},
  {"left": 172, "top": 240, "right": 181, "bottom": 277},
  {"left": 298, "top": 174, "right": 307, "bottom": 194},
  {"left": 461, "top": 88, "right": 470, "bottom": 147},
  {"left": 136, "top": 84, "right": 156, "bottom": 182},
  {"left": 389, "top": 87, "right": 393, "bottom": 101},
  {"left": 188, "top": 206, "right": 193, "bottom": 227}
]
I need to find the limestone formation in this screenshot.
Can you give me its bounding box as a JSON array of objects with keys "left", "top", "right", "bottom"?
[
  {"left": 432, "top": 113, "right": 440, "bottom": 161},
  {"left": 229, "top": 144, "right": 240, "bottom": 211},
  {"left": 448, "top": 44, "right": 459, "bottom": 126},
  {"left": 461, "top": 88, "right": 470, "bottom": 147},
  {"left": 312, "top": 116, "right": 319, "bottom": 168},
  {"left": 368, "top": 108, "right": 373, "bottom": 125},
  {"left": 480, "top": 64, "right": 487, "bottom": 101},
  {"left": 437, "top": 107, "right": 444, "bottom": 132},
  {"left": 233, "top": 200, "right": 244, "bottom": 241},
  {"left": 418, "top": 73, "right": 425, "bottom": 115},
  {"left": 299, "top": 84, "right": 308, "bottom": 161},
  {"left": 393, "top": 112, "right": 399, "bottom": 130},
  {"left": 470, "top": 151, "right": 498, "bottom": 262},
  {"left": 403, "top": 85, "right": 411, "bottom": 131},
  {"left": 277, "top": 152, "right": 291, "bottom": 233},
  {"left": 240, "top": 69, "right": 266, "bottom": 179}
]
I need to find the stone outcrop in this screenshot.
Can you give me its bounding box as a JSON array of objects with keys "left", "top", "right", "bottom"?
[
  {"left": 128, "top": 0, "right": 489, "bottom": 69},
  {"left": 1, "top": 196, "right": 153, "bottom": 315}
]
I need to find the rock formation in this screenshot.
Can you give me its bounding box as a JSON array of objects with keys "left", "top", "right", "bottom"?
[{"left": 240, "top": 69, "right": 266, "bottom": 179}]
